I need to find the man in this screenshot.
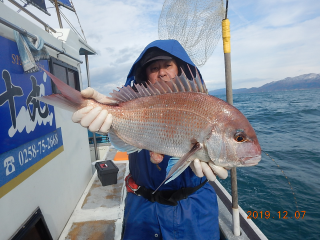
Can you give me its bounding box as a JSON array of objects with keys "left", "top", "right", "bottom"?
[{"left": 72, "top": 40, "right": 227, "bottom": 240}]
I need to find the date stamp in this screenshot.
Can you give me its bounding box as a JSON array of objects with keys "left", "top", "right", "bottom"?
[{"left": 247, "top": 211, "right": 306, "bottom": 219}]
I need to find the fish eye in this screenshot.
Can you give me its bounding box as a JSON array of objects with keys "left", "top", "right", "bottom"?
[{"left": 234, "top": 132, "right": 246, "bottom": 142}]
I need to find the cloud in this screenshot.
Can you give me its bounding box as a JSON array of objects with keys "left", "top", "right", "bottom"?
[
  {"left": 7, "top": 0, "right": 320, "bottom": 93},
  {"left": 87, "top": 60, "right": 134, "bottom": 95},
  {"left": 202, "top": 0, "right": 320, "bottom": 90}
]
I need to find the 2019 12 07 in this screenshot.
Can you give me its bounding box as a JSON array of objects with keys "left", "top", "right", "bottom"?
[{"left": 247, "top": 211, "right": 306, "bottom": 219}]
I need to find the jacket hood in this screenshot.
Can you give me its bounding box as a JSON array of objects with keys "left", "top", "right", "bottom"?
[{"left": 125, "top": 39, "right": 200, "bottom": 86}]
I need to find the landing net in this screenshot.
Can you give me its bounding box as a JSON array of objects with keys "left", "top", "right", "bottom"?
[{"left": 158, "top": 0, "right": 225, "bottom": 66}]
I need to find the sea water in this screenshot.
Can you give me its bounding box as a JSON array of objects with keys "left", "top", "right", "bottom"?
[{"left": 216, "top": 89, "right": 320, "bottom": 240}]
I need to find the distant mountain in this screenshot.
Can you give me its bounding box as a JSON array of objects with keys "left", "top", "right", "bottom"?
[{"left": 209, "top": 73, "right": 320, "bottom": 95}]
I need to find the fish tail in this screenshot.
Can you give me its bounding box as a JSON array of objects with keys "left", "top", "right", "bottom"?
[
  {"left": 35, "top": 67, "right": 87, "bottom": 112},
  {"left": 34, "top": 94, "right": 81, "bottom": 112},
  {"left": 37, "top": 68, "right": 119, "bottom": 111},
  {"left": 42, "top": 67, "right": 84, "bottom": 105}
]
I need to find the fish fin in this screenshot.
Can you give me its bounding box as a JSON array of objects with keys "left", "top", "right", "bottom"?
[
  {"left": 152, "top": 142, "right": 202, "bottom": 194},
  {"left": 167, "top": 79, "right": 179, "bottom": 92},
  {"left": 146, "top": 81, "right": 160, "bottom": 95},
  {"left": 194, "top": 67, "right": 204, "bottom": 93},
  {"left": 195, "top": 67, "right": 208, "bottom": 94},
  {"left": 165, "top": 159, "right": 192, "bottom": 184},
  {"left": 104, "top": 66, "right": 207, "bottom": 104},
  {"left": 159, "top": 78, "right": 173, "bottom": 93},
  {"left": 152, "top": 81, "right": 166, "bottom": 94},
  {"left": 179, "top": 68, "right": 192, "bottom": 92},
  {"left": 34, "top": 95, "right": 79, "bottom": 112},
  {"left": 166, "top": 157, "right": 180, "bottom": 176},
  {"left": 108, "top": 128, "right": 141, "bottom": 154},
  {"left": 173, "top": 75, "right": 186, "bottom": 92},
  {"left": 135, "top": 83, "right": 151, "bottom": 96},
  {"left": 116, "top": 87, "right": 131, "bottom": 101},
  {"left": 110, "top": 89, "right": 127, "bottom": 102},
  {"left": 186, "top": 65, "right": 199, "bottom": 92}
]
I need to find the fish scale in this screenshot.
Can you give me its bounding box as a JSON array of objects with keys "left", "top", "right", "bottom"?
[{"left": 109, "top": 92, "right": 224, "bottom": 157}]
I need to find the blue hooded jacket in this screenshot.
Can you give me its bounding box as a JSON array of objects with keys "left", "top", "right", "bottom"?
[
  {"left": 125, "top": 39, "right": 198, "bottom": 87},
  {"left": 122, "top": 40, "right": 219, "bottom": 240}
]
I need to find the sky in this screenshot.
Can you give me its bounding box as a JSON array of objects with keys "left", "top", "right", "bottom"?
[{"left": 5, "top": 0, "right": 320, "bottom": 95}]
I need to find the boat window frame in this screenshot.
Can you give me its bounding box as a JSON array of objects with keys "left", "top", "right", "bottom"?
[
  {"left": 9, "top": 207, "right": 53, "bottom": 240},
  {"left": 49, "top": 57, "right": 81, "bottom": 93}
]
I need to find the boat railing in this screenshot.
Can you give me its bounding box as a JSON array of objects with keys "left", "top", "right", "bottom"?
[
  {"left": 0, "top": 17, "right": 83, "bottom": 63},
  {"left": 6, "top": 0, "right": 56, "bottom": 32},
  {"left": 0, "top": 16, "right": 83, "bottom": 64},
  {"left": 88, "top": 131, "right": 110, "bottom": 145}
]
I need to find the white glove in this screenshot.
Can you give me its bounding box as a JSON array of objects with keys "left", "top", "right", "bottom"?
[
  {"left": 71, "top": 87, "right": 112, "bottom": 133},
  {"left": 190, "top": 159, "right": 228, "bottom": 181}
]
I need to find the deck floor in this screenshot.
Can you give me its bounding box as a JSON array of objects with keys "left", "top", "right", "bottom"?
[
  {"left": 60, "top": 160, "right": 128, "bottom": 240},
  {"left": 66, "top": 220, "right": 116, "bottom": 240},
  {"left": 82, "top": 164, "right": 126, "bottom": 210},
  {"left": 59, "top": 147, "right": 267, "bottom": 240}
]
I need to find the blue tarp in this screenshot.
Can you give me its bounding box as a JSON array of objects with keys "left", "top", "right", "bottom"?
[
  {"left": 56, "top": 0, "right": 74, "bottom": 11},
  {"left": 27, "top": 0, "right": 48, "bottom": 13}
]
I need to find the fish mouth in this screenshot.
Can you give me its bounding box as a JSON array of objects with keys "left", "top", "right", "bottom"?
[
  {"left": 240, "top": 155, "right": 261, "bottom": 166},
  {"left": 211, "top": 156, "right": 261, "bottom": 168}
]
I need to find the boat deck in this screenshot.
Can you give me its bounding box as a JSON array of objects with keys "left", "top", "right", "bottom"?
[
  {"left": 59, "top": 148, "right": 129, "bottom": 240},
  {"left": 58, "top": 147, "right": 267, "bottom": 240}
]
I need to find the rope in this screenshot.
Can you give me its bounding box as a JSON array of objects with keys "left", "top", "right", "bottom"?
[
  {"left": 69, "top": 0, "right": 87, "bottom": 43},
  {"left": 48, "top": 1, "right": 87, "bottom": 42},
  {"left": 262, "top": 150, "right": 299, "bottom": 211},
  {"left": 59, "top": 9, "right": 86, "bottom": 42}
]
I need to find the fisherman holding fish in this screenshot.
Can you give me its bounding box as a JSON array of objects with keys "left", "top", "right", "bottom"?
[
  {"left": 70, "top": 40, "right": 226, "bottom": 240},
  {"left": 40, "top": 39, "right": 261, "bottom": 239},
  {"left": 46, "top": 39, "right": 259, "bottom": 240}
]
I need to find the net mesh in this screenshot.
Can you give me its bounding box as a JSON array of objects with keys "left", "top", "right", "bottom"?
[{"left": 158, "top": 0, "right": 225, "bottom": 67}]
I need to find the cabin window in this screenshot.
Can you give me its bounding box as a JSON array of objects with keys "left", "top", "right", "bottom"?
[
  {"left": 68, "top": 70, "right": 77, "bottom": 89},
  {"left": 50, "top": 57, "right": 80, "bottom": 93},
  {"left": 10, "top": 207, "right": 53, "bottom": 240}
]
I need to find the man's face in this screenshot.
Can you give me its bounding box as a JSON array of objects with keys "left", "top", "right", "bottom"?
[{"left": 145, "top": 59, "right": 179, "bottom": 84}]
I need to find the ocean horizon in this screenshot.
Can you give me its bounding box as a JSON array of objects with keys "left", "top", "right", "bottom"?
[{"left": 216, "top": 88, "right": 320, "bottom": 240}]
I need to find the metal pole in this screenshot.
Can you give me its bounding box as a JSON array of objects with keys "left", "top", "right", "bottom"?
[
  {"left": 224, "top": 53, "right": 233, "bottom": 105},
  {"left": 85, "top": 54, "right": 99, "bottom": 160},
  {"left": 53, "top": 0, "right": 63, "bottom": 28},
  {"left": 222, "top": 13, "right": 240, "bottom": 236}
]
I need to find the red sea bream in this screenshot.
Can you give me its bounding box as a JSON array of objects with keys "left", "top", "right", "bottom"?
[{"left": 37, "top": 68, "right": 261, "bottom": 184}]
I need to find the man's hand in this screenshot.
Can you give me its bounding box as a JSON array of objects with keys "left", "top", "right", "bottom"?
[
  {"left": 71, "top": 88, "right": 112, "bottom": 133},
  {"left": 150, "top": 152, "right": 164, "bottom": 164},
  {"left": 190, "top": 159, "right": 228, "bottom": 181}
]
